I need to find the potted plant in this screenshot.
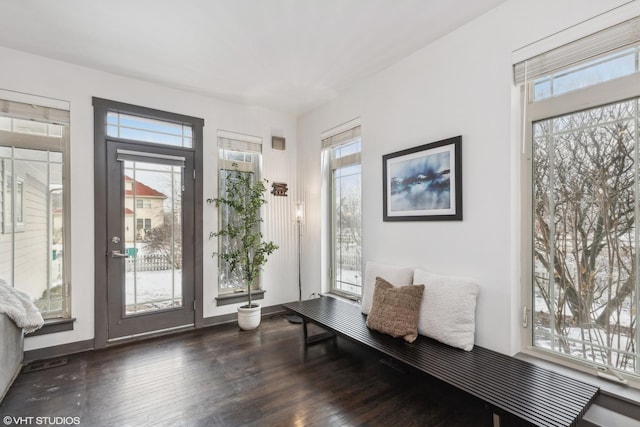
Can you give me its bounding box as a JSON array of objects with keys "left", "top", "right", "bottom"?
[{"left": 209, "top": 168, "right": 278, "bottom": 330}]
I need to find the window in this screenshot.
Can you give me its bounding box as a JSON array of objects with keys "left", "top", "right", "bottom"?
[
  {"left": 518, "top": 17, "right": 640, "bottom": 381},
  {"left": 0, "top": 97, "right": 70, "bottom": 319},
  {"left": 216, "top": 131, "right": 262, "bottom": 294},
  {"left": 322, "top": 121, "right": 362, "bottom": 297},
  {"left": 532, "top": 47, "right": 639, "bottom": 101},
  {"left": 136, "top": 199, "right": 151, "bottom": 209},
  {"left": 107, "top": 112, "right": 193, "bottom": 148}
]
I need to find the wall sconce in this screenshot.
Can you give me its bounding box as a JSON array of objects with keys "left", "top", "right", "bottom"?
[{"left": 271, "top": 182, "right": 288, "bottom": 196}]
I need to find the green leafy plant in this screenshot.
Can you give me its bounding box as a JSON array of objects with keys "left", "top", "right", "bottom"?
[{"left": 208, "top": 169, "right": 278, "bottom": 308}]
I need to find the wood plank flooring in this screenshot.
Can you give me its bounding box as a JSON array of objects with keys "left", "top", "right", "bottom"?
[{"left": 1, "top": 314, "right": 498, "bottom": 426}]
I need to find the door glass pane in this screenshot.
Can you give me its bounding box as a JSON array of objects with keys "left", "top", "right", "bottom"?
[{"left": 123, "top": 160, "right": 182, "bottom": 315}]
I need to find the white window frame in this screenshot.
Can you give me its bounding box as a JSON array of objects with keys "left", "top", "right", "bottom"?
[
  {"left": 520, "top": 65, "right": 640, "bottom": 387},
  {"left": 321, "top": 120, "right": 362, "bottom": 299}
]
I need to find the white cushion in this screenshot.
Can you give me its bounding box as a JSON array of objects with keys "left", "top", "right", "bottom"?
[
  {"left": 361, "top": 262, "right": 413, "bottom": 314},
  {"left": 413, "top": 269, "right": 479, "bottom": 351}
]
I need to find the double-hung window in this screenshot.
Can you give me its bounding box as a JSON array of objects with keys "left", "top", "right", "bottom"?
[
  {"left": 216, "top": 131, "right": 262, "bottom": 294},
  {"left": 0, "top": 96, "right": 71, "bottom": 319},
  {"left": 517, "top": 17, "right": 640, "bottom": 382},
  {"left": 322, "top": 121, "right": 362, "bottom": 298}
]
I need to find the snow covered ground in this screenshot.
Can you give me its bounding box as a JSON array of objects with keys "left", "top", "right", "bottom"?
[
  {"left": 335, "top": 268, "right": 362, "bottom": 295},
  {"left": 125, "top": 269, "right": 182, "bottom": 313},
  {"left": 533, "top": 295, "right": 637, "bottom": 373}
]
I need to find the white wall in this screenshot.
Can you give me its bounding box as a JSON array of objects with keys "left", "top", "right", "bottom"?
[
  {"left": 297, "top": 0, "right": 634, "bottom": 354},
  {"left": 0, "top": 46, "right": 300, "bottom": 352}
]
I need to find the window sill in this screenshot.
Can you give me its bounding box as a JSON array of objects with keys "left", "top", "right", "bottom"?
[
  {"left": 516, "top": 351, "right": 639, "bottom": 398},
  {"left": 26, "top": 317, "right": 75, "bottom": 337},
  {"left": 328, "top": 290, "right": 360, "bottom": 303},
  {"left": 215, "top": 290, "right": 265, "bottom": 307},
  {"left": 326, "top": 292, "right": 360, "bottom": 305}
]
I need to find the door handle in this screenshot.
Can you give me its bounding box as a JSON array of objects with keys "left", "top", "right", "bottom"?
[{"left": 111, "top": 250, "right": 129, "bottom": 258}]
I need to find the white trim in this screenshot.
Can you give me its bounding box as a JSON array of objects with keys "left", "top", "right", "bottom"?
[
  {"left": 107, "top": 323, "right": 195, "bottom": 342},
  {"left": 511, "top": 1, "right": 640, "bottom": 65}
]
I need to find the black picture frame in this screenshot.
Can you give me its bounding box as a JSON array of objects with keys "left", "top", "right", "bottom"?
[{"left": 382, "top": 135, "right": 462, "bottom": 221}]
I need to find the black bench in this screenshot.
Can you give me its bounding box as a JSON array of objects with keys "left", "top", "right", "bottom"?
[{"left": 283, "top": 297, "right": 599, "bottom": 427}]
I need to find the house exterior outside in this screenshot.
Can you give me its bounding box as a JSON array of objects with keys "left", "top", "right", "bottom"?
[
  {"left": 123, "top": 175, "right": 167, "bottom": 244},
  {"left": 0, "top": 152, "right": 63, "bottom": 307}
]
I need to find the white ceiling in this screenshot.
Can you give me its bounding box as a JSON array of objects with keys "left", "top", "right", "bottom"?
[{"left": 0, "top": 0, "right": 506, "bottom": 116}]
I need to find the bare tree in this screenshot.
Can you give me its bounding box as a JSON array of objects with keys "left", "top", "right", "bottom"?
[
  {"left": 145, "top": 212, "right": 182, "bottom": 269},
  {"left": 533, "top": 100, "right": 636, "bottom": 371}
]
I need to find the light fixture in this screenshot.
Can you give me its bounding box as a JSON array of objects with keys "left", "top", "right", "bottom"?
[
  {"left": 288, "top": 201, "right": 305, "bottom": 324},
  {"left": 295, "top": 201, "right": 304, "bottom": 224}
]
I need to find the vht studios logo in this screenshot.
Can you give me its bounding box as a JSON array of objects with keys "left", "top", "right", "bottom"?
[{"left": 3, "top": 416, "right": 81, "bottom": 426}]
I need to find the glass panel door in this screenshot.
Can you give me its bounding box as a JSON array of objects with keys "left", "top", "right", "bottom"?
[{"left": 106, "top": 141, "right": 194, "bottom": 340}]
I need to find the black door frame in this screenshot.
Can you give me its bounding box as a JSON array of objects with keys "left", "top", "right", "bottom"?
[{"left": 93, "top": 98, "right": 204, "bottom": 348}]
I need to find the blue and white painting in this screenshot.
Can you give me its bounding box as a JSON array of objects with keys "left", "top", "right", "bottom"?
[{"left": 387, "top": 145, "right": 455, "bottom": 216}]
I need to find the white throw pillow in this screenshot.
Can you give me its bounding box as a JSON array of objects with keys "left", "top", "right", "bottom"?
[
  {"left": 361, "top": 262, "right": 413, "bottom": 314},
  {"left": 413, "top": 269, "right": 479, "bottom": 351}
]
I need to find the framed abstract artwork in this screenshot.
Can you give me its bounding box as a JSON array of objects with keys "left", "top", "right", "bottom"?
[{"left": 383, "top": 136, "right": 462, "bottom": 221}]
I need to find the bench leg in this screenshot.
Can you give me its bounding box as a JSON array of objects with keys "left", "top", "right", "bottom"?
[
  {"left": 302, "top": 319, "right": 336, "bottom": 345},
  {"left": 492, "top": 413, "right": 501, "bottom": 427}
]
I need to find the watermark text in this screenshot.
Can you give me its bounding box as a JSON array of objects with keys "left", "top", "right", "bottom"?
[{"left": 3, "top": 416, "right": 80, "bottom": 426}]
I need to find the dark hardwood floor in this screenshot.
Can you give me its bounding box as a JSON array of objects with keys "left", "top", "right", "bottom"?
[{"left": 1, "top": 314, "right": 499, "bottom": 426}]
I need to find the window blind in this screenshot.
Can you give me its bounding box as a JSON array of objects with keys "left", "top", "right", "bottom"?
[
  {"left": 513, "top": 15, "right": 640, "bottom": 85},
  {"left": 116, "top": 149, "right": 185, "bottom": 167},
  {"left": 0, "top": 99, "right": 70, "bottom": 125},
  {"left": 321, "top": 119, "right": 361, "bottom": 150},
  {"left": 217, "top": 130, "right": 262, "bottom": 153}
]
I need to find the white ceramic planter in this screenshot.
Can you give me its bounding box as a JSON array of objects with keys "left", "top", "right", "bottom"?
[{"left": 237, "top": 303, "right": 261, "bottom": 330}]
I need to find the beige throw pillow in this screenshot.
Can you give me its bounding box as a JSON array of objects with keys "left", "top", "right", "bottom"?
[{"left": 366, "top": 277, "right": 424, "bottom": 343}]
